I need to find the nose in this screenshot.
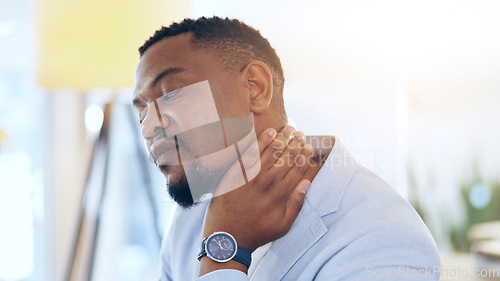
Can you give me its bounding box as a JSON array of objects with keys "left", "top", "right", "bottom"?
[{"left": 141, "top": 101, "right": 170, "bottom": 139}]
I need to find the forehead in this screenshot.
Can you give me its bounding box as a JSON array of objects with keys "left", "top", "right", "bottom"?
[
  {"left": 136, "top": 34, "right": 194, "bottom": 86},
  {"left": 134, "top": 33, "right": 222, "bottom": 99}
]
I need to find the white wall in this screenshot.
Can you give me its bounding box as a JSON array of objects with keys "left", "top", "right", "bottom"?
[{"left": 191, "top": 0, "right": 500, "bottom": 249}]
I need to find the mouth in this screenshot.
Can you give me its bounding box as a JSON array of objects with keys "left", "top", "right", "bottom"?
[
  {"left": 159, "top": 164, "right": 184, "bottom": 177},
  {"left": 150, "top": 138, "right": 180, "bottom": 165}
]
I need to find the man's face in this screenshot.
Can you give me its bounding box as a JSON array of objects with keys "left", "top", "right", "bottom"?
[{"left": 133, "top": 33, "right": 253, "bottom": 207}]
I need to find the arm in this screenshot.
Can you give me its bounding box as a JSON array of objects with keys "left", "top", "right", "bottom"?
[{"left": 199, "top": 125, "right": 314, "bottom": 278}]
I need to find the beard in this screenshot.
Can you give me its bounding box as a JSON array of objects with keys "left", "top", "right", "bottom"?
[
  {"left": 160, "top": 139, "right": 199, "bottom": 209},
  {"left": 163, "top": 161, "right": 217, "bottom": 209},
  {"left": 166, "top": 170, "right": 196, "bottom": 209},
  {"left": 160, "top": 135, "right": 235, "bottom": 208}
]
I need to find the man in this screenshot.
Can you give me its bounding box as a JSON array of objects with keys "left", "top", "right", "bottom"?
[{"left": 133, "top": 17, "right": 441, "bottom": 280}]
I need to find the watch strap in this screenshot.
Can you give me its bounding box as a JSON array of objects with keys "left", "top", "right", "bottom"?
[
  {"left": 233, "top": 246, "right": 252, "bottom": 268},
  {"left": 198, "top": 237, "right": 208, "bottom": 260}
]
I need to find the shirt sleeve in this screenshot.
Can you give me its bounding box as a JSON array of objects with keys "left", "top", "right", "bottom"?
[{"left": 196, "top": 269, "right": 248, "bottom": 281}]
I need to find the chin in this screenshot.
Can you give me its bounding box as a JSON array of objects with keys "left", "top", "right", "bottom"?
[{"left": 160, "top": 164, "right": 197, "bottom": 208}]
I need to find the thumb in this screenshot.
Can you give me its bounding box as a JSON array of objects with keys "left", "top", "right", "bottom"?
[{"left": 282, "top": 179, "right": 311, "bottom": 231}]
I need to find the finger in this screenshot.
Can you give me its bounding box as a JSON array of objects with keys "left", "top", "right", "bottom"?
[
  {"left": 279, "top": 143, "right": 313, "bottom": 200},
  {"left": 293, "top": 131, "right": 306, "bottom": 148},
  {"left": 282, "top": 143, "right": 314, "bottom": 182},
  {"left": 261, "top": 125, "right": 295, "bottom": 169},
  {"left": 286, "top": 130, "right": 307, "bottom": 157},
  {"left": 257, "top": 127, "right": 278, "bottom": 155},
  {"left": 290, "top": 130, "right": 307, "bottom": 152},
  {"left": 281, "top": 179, "right": 311, "bottom": 233},
  {"left": 271, "top": 136, "right": 303, "bottom": 178},
  {"left": 271, "top": 131, "right": 307, "bottom": 177}
]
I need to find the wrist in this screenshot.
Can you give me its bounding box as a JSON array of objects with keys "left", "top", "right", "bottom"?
[
  {"left": 199, "top": 256, "right": 248, "bottom": 276},
  {"left": 198, "top": 231, "right": 252, "bottom": 277}
]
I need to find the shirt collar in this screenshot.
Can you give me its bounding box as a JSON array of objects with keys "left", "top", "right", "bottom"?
[{"left": 305, "top": 137, "right": 357, "bottom": 217}]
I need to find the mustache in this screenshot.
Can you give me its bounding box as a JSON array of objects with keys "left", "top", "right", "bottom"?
[
  {"left": 146, "top": 126, "right": 192, "bottom": 152},
  {"left": 148, "top": 118, "right": 254, "bottom": 163},
  {"left": 146, "top": 126, "right": 169, "bottom": 144}
]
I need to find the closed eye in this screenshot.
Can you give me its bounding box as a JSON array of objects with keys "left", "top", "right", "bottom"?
[
  {"left": 159, "top": 88, "right": 183, "bottom": 103},
  {"left": 136, "top": 87, "right": 184, "bottom": 124}
]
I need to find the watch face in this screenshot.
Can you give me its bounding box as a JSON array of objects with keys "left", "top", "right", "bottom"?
[{"left": 206, "top": 232, "right": 237, "bottom": 262}]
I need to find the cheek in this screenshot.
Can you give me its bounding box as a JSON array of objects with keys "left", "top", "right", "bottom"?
[
  {"left": 206, "top": 78, "right": 247, "bottom": 117},
  {"left": 172, "top": 103, "right": 219, "bottom": 133},
  {"left": 213, "top": 92, "right": 250, "bottom": 119},
  {"left": 174, "top": 82, "right": 221, "bottom": 132}
]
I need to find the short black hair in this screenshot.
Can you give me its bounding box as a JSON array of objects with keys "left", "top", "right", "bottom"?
[{"left": 139, "top": 16, "right": 286, "bottom": 120}]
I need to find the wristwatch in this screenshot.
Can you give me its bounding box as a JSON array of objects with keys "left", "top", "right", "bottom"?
[{"left": 198, "top": 231, "right": 252, "bottom": 268}]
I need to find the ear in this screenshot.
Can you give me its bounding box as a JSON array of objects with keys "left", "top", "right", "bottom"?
[{"left": 242, "top": 60, "right": 273, "bottom": 114}]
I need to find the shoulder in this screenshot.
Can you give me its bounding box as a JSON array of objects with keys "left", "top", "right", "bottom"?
[{"left": 319, "top": 162, "right": 440, "bottom": 268}]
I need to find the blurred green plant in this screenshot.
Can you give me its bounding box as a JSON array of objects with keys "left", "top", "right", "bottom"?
[
  {"left": 449, "top": 179, "right": 500, "bottom": 252},
  {"left": 408, "top": 164, "right": 500, "bottom": 253}
]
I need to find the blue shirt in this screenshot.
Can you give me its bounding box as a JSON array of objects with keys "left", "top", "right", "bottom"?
[{"left": 159, "top": 139, "right": 441, "bottom": 280}]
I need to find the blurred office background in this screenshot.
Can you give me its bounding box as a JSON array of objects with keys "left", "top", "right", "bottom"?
[{"left": 0, "top": 0, "right": 499, "bottom": 280}]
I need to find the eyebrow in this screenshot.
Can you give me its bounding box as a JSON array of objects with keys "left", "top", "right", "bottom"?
[{"left": 133, "top": 67, "right": 186, "bottom": 107}]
